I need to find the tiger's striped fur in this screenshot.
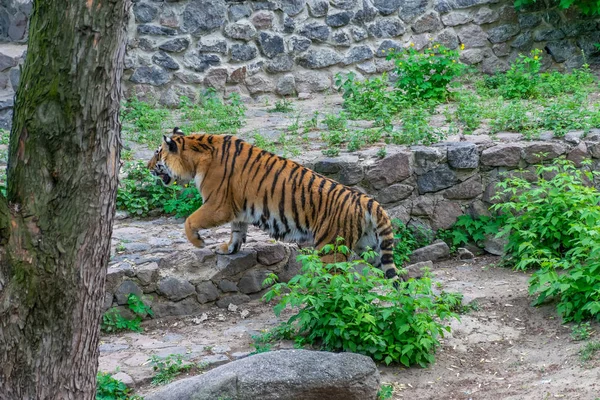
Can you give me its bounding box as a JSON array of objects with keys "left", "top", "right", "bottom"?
[{"left": 147, "top": 128, "right": 399, "bottom": 280}]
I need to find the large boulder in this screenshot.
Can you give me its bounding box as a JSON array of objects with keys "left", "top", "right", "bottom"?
[{"left": 145, "top": 350, "right": 381, "bottom": 400}]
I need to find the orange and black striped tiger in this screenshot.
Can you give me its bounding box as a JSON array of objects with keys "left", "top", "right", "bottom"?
[{"left": 147, "top": 127, "right": 399, "bottom": 281}]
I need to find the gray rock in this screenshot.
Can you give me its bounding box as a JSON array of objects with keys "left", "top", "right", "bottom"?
[
  {"left": 331, "top": 0, "right": 359, "bottom": 8},
  {"left": 196, "top": 281, "right": 220, "bottom": 304},
  {"left": 159, "top": 38, "right": 190, "bottom": 53},
  {"left": 130, "top": 65, "right": 170, "bottom": 86},
  {"left": 327, "top": 11, "right": 354, "bottom": 27},
  {"left": 256, "top": 243, "right": 287, "bottom": 265},
  {"left": 153, "top": 297, "right": 203, "bottom": 318},
  {"left": 332, "top": 31, "right": 352, "bottom": 46},
  {"left": 356, "top": 61, "right": 376, "bottom": 74},
  {"left": 137, "top": 262, "right": 159, "bottom": 286},
  {"left": 458, "top": 24, "right": 488, "bottom": 48},
  {"left": 231, "top": 43, "right": 258, "bottom": 62},
  {"left": 229, "top": 4, "right": 252, "bottom": 21},
  {"left": 284, "top": 14, "right": 296, "bottom": 33},
  {"left": 417, "top": 164, "right": 459, "bottom": 194},
  {"left": 297, "top": 48, "right": 343, "bottom": 69},
  {"left": 567, "top": 142, "right": 588, "bottom": 167},
  {"left": 443, "top": 175, "right": 483, "bottom": 199},
  {"left": 353, "top": 0, "right": 378, "bottom": 23},
  {"left": 295, "top": 70, "right": 332, "bottom": 92},
  {"left": 409, "top": 241, "right": 450, "bottom": 263},
  {"left": 200, "top": 354, "right": 231, "bottom": 367},
  {"left": 266, "top": 54, "right": 294, "bottom": 73},
  {"left": 298, "top": 22, "right": 331, "bottom": 42},
  {"left": 399, "top": 0, "right": 429, "bottom": 22},
  {"left": 493, "top": 43, "right": 511, "bottom": 57},
  {"left": 458, "top": 247, "right": 475, "bottom": 260},
  {"left": 204, "top": 68, "right": 229, "bottom": 91},
  {"left": 533, "top": 28, "right": 565, "bottom": 42},
  {"left": 137, "top": 24, "right": 177, "bottom": 36},
  {"left": 343, "top": 45, "right": 373, "bottom": 65},
  {"left": 216, "top": 294, "right": 251, "bottom": 308},
  {"left": 144, "top": 350, "right": 380, "bottom": 400},
  {"left": 375, "top": 40, "right": 403, "bottom": 57},
  {"left": 473, "top": 7, "right": 498, "bottom": 24},
  {"left": 487, "top": 24, "right": 520, "bottom": 43},
  {"left": 0, "top": 108, "right": 13, "bottom": 131},
  {"left": 282, "top": 0, "right": 306, "bottom": 16},
  {"left": 373, "top": 0, "right": 402, "bottom": 15},
  {"left": 158, "top": 277, "right": 196, "bottom": 301},
  {"left": 224, "top": 21, "right": 258, "bottom": 41},
  {"left": 447, "top": 143, "right": 479, "bottom": 169},
  {"left": 412, "top": 11, "right": 443, "bottom": 34},
  {"left": 511, "top": 32, "right": 533, "bottom": 51},
  {"left": 238, "top": 270, "right": 271, "bottom": 294},
  {"left": 368, "top": 18, "right": 405, "bottom": 38},
  {"left": 308, "top": 0, "right": 329, "bottom": 17},
  {"left": 276, "top": 74, "right": 296, "bottom": 96},
  {"left": 522, "top": 142, "right": 566, "bottom": 163},
  {"left": 545, "top": 40, "right": 579, "bottom": 63},
  {"left": 375, "top": 184, "right": 414, "bottom": 204},
  {"left": 480, "top": 54, "right": 509, "bottom": 74},
  {"left": 460, "top": 48, "right": 484, "bottom": 64},
  {"left": 246, "top": 74, "right": 276, "bottom": 95},
  {"left": 350, "top": 26, "right": 369, "bottom": 41},
  {"left": 290, "top": 35, "right": 312, "bottom": 52},
  {"left": 252, "top": 0, "right": 280, "bottom": 11},
  {"left": 251, "top": 11, "right": 275, "bottom": 30},
  {"left": 518, "top": 13, "right": 542, "bottom": 29},
  {"left": 432, "top": 200, "right": 463, "bottom": 230},
  {"left": 413, "top": 146, "right": 445, "bottom": 175},
  {"left": 182, "top": 0, "right": 227, "bottom": 35},
  {"left": 218, "top": 279, "right": 239, "bottom": 293},
  {"left": 561, "top": 21, "right": 598, "bottom": 38},
  {"left": 152, "top": 51, "right": 180, "bottom": 70},
  {"left": 441, "top": 11, "right": 473, "bottom": 26},
  {"left": 366, "top": 152, "right": 412, "bottom": 190},
  {"left": 198, "top": 39, "right": 228, "bottom": 54},
  {"left": 481, "top": 144, "right": 522, "bottom": 167},
  {"left": 435, "top": 28, "right": 460, "bottom": 49},
  {"left": 258, "top": 32, "right": 285, "bottom": 59},
  {"left": 483, "top": 236, "right": 507, "bottom": 256},
  {"left": 403, "top": 260, "right": 433, "bottom": 279},
  {"left": 134, "top": 3, "right": 158, "bottom": 23},
  {"left": 183, "top": 53, "right": 221, "bottom": 73},
  {"left": 115, "top": 280, "right": 144, "bottom": 305},
  {"left": 216, "top": 250, "right": 258, "bottom": 277}
]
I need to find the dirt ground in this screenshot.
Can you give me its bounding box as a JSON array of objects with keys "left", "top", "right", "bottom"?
[{"left": 124, "top": 254, "right": 599, "bottom": 400}]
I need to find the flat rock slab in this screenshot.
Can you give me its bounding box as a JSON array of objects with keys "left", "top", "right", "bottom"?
[{"left": 145, "top": 349, "right": 380, "bottom": 400}]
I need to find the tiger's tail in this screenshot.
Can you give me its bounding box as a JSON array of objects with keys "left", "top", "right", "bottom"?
[{"left": 375, "top": 211, "right": 400, "bottom": 282}]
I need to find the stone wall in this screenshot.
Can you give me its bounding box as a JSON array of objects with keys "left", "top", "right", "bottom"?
[
  {"left": 105, "top": 131, "right": 600, "bottom": 317},
  {"left": 1, "top": 0, "right": 599, "bottom": 114}
]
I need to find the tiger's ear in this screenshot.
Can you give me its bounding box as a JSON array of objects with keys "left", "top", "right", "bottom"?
[
  {"left": 173, "top": 127, "right": 185, "bottom": 136},
  {"left": 163, "top": 135, "right": 178, "bottom": 153}
]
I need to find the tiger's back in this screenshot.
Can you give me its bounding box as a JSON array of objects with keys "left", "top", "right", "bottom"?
[{"left": 148, "top": 129, "right": 398, "bottom": 280}]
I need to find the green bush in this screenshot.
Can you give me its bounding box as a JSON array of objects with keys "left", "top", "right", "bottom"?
[
  {"left": 121, "top": 97, "right": 169, "bottom": 146},
  {"left": 392, "top": 220, "right": 432, "bottom": 266},
  {"left": 117, "top": 160, "right": 202, "bottom": 217},
  {"left": 96, "top": 372, "right": 141, "bottom": 400},
  {"left": 492, "top": 158, "right": 600, "bottom": 322},
  {"left": 149, "top": 354, "right": 194, "bottom": 386},
  {"left": 179, "top": 90, "right": 246, "bottom": 134},
  {"left": 387, "top": 42, "right": 466, "bottom": 102},
  {"left": 263, "top": 242, "right": 460, "bottom": 367},
  {"left": 101, "top": 293, "right": 153, "bottom": 333}
]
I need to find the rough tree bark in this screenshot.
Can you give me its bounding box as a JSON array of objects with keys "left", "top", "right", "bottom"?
[{"left": 0, "top": 0, "right": 131, "bottom": 399}]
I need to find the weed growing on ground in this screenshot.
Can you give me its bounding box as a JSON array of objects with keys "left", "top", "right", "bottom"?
[
  {"left": 377, "top": 384, "right": 394, "bottom": 399},
  {"left": 571, "top": 322, "right": 594, "bottom": 341},
  {"left": 0, "top": 128, "right": 9, "bottom": 145},
  {"left": 121, "top": 98, "right": 169, "bottom": 146},
  {"left": 149, "top": 354, "right": 193, "bottom": 386},
  {"left": 268, "top": 98, "right": 294, "bottom": 113},
  {"left": 96, "top": 372, "right": 142, "bottom": 400},
  {"left": 263, "top": 240, "right": 460, "bottom": 367},
  {"left": 101, "top": 294, "right": 153, "bottom": 333},
  {"left": 580, "top": 341, "right": 600, "bottom": 363},
  {"left": 179, "top": 90, "right": 246, "bottom": 134},
  {"left": 252, "top": 132, "right": 277, "bottom": 153}
]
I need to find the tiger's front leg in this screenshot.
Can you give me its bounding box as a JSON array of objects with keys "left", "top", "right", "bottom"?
[
  {"left": 216, "top": 221, "right": 248, "bottom": 255},
  {"left": 185, "top": 205, "right": 234, "bottom": 248}
]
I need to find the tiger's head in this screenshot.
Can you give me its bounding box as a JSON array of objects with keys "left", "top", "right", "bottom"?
[{"left": 147, "top": 127, "right": 194, "bottom": 186}]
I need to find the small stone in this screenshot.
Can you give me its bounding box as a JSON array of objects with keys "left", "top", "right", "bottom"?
[
  {"left": 229, "top": 4, "right": 252, "bottom": 21},
  {"left": 447, "top": 143, "right": 479, "bottom": 169},
  {"left": 403, "top": 260, "right": 433, "bottom": 279},
  {"left": 245, "top": 74, "right": 276, "bottom": 95},
  {"left": 483, "top": 236, "right": 507, "bottom": 256},
  {"left": 331, "top": 0, "right": 358, "bottom": 9},
  {"left": 258, "top": 32, "right": 285, "bottom": 59},
  {"left": 134, "top": 3, "right": 158, "bottom": 23},
  {"left": 368, "top": 18, "right": 405, "bottom": 38},
  {"left": 375, "top": 40, "right": 402, "bottom": 57},
  {"left": 332, "top": 31, "right": 351, "bottom": 46},
  {"left": 412, "top": 11, "right": 443, "bottom": 34},
  {"left": 457, "top": 248, "right": 475, "bottom": 260},
  {"left": 198, "top": 39, "right": 228, "bottom": 54},
  {"left": 136, "top": 262, "right": 159, "bottom": 286},
  {"left": 295, "top": 70, "right": 332, "bottom": 92},
  {"left": 281, "top": 0, "right": 306, "bottom": 16},
  {"left": 518, "top": 13, "right": 542, "bottom": 29},
  {"left": 545, "top": 40, "right": 579, "bottom": 63},
  {"left": 182, "top": 0, "right": 227, "bottom": 35},
  {"left": 373, "top": 0, "right": 402, "bottom": 15},
  {"left": 240, "top": 310, "right": 250, "bottom": 319},
  {"left": 111, "top": 372, "right": 134, "bottom": 388},
  {"left": 266, "top": 54, "right": 294, "bottom": 73},
  {"left": 481, "top": 144, "right": 522, "bottom": 167},
  {"left": 458, "top": 24, "right": 488, "bottom": 48},
  {"left": 218, "top": 279, "right": 239, "bottom": 292},
  {"left": 284, "top": 14, "right": 296, "bottom": 33},
  {"left": 230, "top": 43, "right": 258, "bottom": 62},
  {"left": 412, "top": 146, "right": 444, "bottom": 175},
  {"left": 204, "top": 68, "right": 228, "bottom": 90},
  {"left": 251, "top": 10, "right": 274, "bottom": 30},
  {"left": 432, "top": 200, "right": 463, "bottom": 230},
  {"left": 473, "top": 7, "right": 498, "bottom": 24},
  {"left": 159, "top": 38, "right": 190, "bottom": 53},
  {"left": 115, "top": 281, "right": 143, "bottom": 305},
  {"left": 297, "top": 48, "right": 342, "bottom": 69},
  {"left": 197, "top": 281, "right": 219, "bottom": 304},
  {"left": 152, "top": 51, "right": 179, "bottom": 70},
  {"left": 158, "top": 277, "right": 196, "bottom": 302},
  {"left": 533, "top": 28, "right": 566, "bottom": 42},
  {"left": 366, "top": 151, "right": 412, "bottom": 189},
  {"left": 290, "top": 35, "right": 312, "bottom": 53},
  {"left": 228, "top": 303, "right": 239, "bottom": 312},
  {"left": 224, "top": 21, "right": 258, "bottom": 41},
  {"left": 137, "top": 24, "right": 177, "bottom": 36},
  {"left": 409, "top": 241, "right": 450, "bottom": 263},
  {"left": 353, "top": 0, "right": 378, "bottom": 23},
  {"left": 567, "top": 142, "right": 588, "bottom": 167},
  {"left": 523, "top": 142, "right": 566, "bottom": 163},
  {"left": 435, "top": 28, "right": 460, "bottom": 49},
  {"left": 375, "top": 184, "right": 413, "bottom": 204},
  {"left": 200, "top": 354, "right": 230, "bottom": 367},
  {"left": 326, "top": 11, "right": 354, "bottom": 28},
  {"left": 130, "top": 65, "right": 171, "bottom": 86},
  {"left": 417, "top": 164, "right": 459, "bottom": 194},
  {"left": 276, "top": 74, "right": 296, "bottom": 96},
  {"left": 460, "top": 48, "right": 484, "bottom": 64},
  {"left": 487, "top": 24, "right": 520, "bottom": 43},
  {"left": 216, "top": 294, "right": 251, "bottom": 308},
  {"left": 343, "top": 45, "right": 373, "bottom": 65},
  {"left": 298, "top": 22, "right": 331, "bottom": 42},
  {"left": 399, "top": 0, "right": 429, "bottom": 22},
  {"left": 308, "top": 0, "right": 329, "bottom": 17},
  {"left": 238, "top": 270, "right": 271, "bottom": 294},
  {"left": 183, "top": 53, "right": 221, "bottom": 73},
  {"left": 442, "top": 11, "right": 473, "bottom": 26},
  {"left": 350, "top": 26, "right": 369, "bottom": 42}
]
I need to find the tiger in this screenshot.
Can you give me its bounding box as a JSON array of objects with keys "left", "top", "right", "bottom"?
[{"left": 147, "top": 127, "right": 400, "bottom": 281}]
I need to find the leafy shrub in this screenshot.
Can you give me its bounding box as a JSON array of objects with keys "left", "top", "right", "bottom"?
[
  {"left": 121, "top": 97, "right": 169, "bottom": 146},
  {"left": 149, "top": 354, "right": 194, "bottom": 386},
  {"left": 101, "top": 294, "right": 153, "bottom": 333},
  {"left": 390, "top": 105, "right": 446, "bottom": 146},
  {"left": 441, "top": 215, "right": 506, "bottom": 250},
  {"left": 96, "top": 372, "right": 141, "bottom": 400},
  {"left": 492, "top": 158, "right": 600, "bottom": 322},
  {"left": 391, "top": 220, "right": 432, "bottom": 266},
  {"left": 515, "top": 0, "right": 599, "bottom": 16},
  {"left": 387, "top": 42, "right": 466, "bottom": 102},
  {"left": 540, "top": 95, "right": 599, "bottom": 136},
  {"left": 117, "top": 160, "right": 202, "bottom": 217},
  {"left": 179, "top": 90, "right": 246, "bottom": 134},
  {"left": 263, "top": 242, "right": 460, "bottom": 367},
  {"left": 455, "top": 92, "right": 482, "bottom": 133},
  {"left": 489, "top": 100, "right": 539, "bottom": 134}
]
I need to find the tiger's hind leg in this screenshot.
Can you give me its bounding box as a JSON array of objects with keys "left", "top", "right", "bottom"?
[{"left": 216, "top": 221, "right": 248, "bottom": 255}]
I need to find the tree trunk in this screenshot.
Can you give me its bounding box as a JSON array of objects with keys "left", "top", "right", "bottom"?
[{"left": 0, "top": 1, "right": 131, "bottom": 399}]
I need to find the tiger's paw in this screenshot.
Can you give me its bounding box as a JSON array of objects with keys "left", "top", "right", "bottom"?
[
  {"left": 215, "top": 241, "right": 242, "bottom": 255},
  {"left": 188, "top": 234, "right": 205, "bottom": 248}
]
